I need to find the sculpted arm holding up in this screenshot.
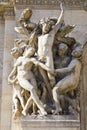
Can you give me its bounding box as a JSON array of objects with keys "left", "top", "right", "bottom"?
[{"left": 50, "top": 3, "right": 64, "bottom": 35}]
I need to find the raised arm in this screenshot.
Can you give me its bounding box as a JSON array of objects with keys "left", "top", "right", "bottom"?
[{"left": 50, "top": 3, "right": 64, "bottom": 35}]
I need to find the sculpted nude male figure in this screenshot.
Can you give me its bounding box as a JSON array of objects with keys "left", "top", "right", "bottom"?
[{"left": 37, "top": 4, "right": 64, "bottom": 87}]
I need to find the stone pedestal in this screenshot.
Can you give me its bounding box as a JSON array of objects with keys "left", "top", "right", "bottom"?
[{"left": 12, "top": 115, "right": 80, "bottom": 130}]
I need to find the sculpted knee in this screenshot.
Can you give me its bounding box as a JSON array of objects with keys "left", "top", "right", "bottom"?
[
  {"left": 30, "top": 88, "right": 36, "bottom": 95},
  {"left": 53, "top": 86, "right": 62, "bottom": 95}
]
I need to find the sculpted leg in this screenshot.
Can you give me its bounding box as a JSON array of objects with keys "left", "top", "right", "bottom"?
[
  {"left": 52, "top": 86, "right": 62, "bottom": 114},
  {"left": 52, "top": 76, "right": 75, "bottom": 114},
  {"left": 13, "top": 94, "right": 21, "bottom": 119},
  {"left": 30, "top": 88, "right": 47, "bottom": 115},
  {"left": 38, "top": 67, "right": 53, "bottom": 102},
  {"left": 22, "top": 96, "right": 33, "bottom": 116},
  {"left": 19, "top": 79, "right": 47, "bottom": 115},
  {"left": 18, "top": 94, "right": 25, "bottom": 109},
  {"left": 22, "top": 90, "right": 47, "bottom": 116},
  {"left": 46, "top": 54, "right": 55, "bottom": 88},
  {"left": 13, "top": 94, "right": 19, "bottom": 112}
]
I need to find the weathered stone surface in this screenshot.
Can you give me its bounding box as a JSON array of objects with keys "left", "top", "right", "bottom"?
[{"left": 13, "top": 115, "right": 80, "bottom": 130}]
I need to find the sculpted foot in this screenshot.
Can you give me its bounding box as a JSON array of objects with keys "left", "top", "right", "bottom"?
[{"left": 40, "top": 109, "right": 47, "bottom": 116}]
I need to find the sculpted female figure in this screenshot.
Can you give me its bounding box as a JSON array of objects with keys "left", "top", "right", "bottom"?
[
  {"left": 8, "top": 47, "right": 25, "bottom": 119},
  {"left": 8, "top": 45, "right": 54, "bottom": 116},
  {"left": 52, "top": 46, "right": 82, "bottom": 114}
]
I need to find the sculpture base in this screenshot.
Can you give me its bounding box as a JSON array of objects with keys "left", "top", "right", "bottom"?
[{"left": 13, "top": 115, "right": 80, "bottom": 130}]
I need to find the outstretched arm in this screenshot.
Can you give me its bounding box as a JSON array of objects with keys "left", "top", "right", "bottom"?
[
  {"left": 37, "top": 62, "right": 54, "bottom": 74},
  {"left": 55, "top": 64, "right": 74, "bottom": 74},
  {"left": 50, "top": 3, "right": 64, "bottom": 35},
  {"left": 24, "top": 58, "right": 54, "bottom": 73},
  {"left": 29, "top": 58, "right": 54, "bottom": 73}
]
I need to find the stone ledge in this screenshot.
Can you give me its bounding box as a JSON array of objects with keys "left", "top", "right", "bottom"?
[
  {"left": 14, "top": 115, "right": 80, "bottom": 128},
  {"left": 14, "top": 0, "right": 84, "bottom": 10}
]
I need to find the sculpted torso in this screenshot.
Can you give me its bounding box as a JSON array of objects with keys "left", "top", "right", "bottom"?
[
  {"left": 15, "top": 57, "right": 35, "bottom": 79},
  {"left": 69, "top": 58, "right": 81, "bottom": 85},
  {"left": 38, "top": 33, "right": 54, "bottom": 61},
  {"left": 54, "top": 56, "right": 70, "bottom": 69}
]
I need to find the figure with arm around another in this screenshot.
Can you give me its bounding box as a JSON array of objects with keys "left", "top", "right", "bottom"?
[{"left": 52, "top": 46, "right": 82, "bottom": 114}]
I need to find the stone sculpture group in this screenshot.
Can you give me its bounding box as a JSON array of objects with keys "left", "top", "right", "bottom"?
[{"left": 8, "top": 4, "right": 85, "bottom": 119}]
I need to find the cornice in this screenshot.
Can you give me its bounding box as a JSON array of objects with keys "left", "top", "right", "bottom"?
[
  {"left": 0, "top": 0, "right": 87, "bottom": 19},
  {"left": 14, "top": 0, "right": 87, "bottom": 10},
  {"left": 0, "top": 1, "right": 14, "bottom": 19}
]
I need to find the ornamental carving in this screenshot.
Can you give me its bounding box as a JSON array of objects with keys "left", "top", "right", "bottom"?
[{"left": 14, "top": 0, "right": 84, "bottom": 9}]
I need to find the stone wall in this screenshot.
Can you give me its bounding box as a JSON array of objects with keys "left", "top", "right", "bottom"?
[{"left": 0, "top": 14, "right": 16, "bottom": 130}]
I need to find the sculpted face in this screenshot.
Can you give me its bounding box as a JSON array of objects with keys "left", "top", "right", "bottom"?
[
  {"left": 23, "top": 47, "right": 35, "bottom": 58},
  {"left": 11, "top": 47, "right": 23, "bottom": 59},
  {"left": 72, "top": 46, "right": 83, "bottom": 58},
  {"left": 42, "top": 22, "right": 51, "bottom": 34},
  {"left": 58, "top": 43, "right": 68, "bottom": 56},
  {"left": 39, "top": 18, "right": 53, "bottom": 34}
]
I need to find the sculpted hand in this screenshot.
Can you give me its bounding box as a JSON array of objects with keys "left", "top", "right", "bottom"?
[
  {"left": 33, "top": 59, "right": 39, "bottom": 66},
  {"left": 23, "top": 22, "right": 28, "bottom": 28},
  {"left": 49, "top": 69, "right": 55, "bottom": 75},
  {"left": 60, "top": 3, "right": 63, "bottom": 11}
]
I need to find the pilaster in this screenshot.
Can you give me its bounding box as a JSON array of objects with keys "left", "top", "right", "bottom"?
[{"left": 0, "top": 8, "right": 16, "bottom": 130}]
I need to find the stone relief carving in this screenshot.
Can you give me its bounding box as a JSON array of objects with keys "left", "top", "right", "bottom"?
[{"left": 8, "top": 4, "right": 87, "bottom": 119}]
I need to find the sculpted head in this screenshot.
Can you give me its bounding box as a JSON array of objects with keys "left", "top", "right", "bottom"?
[
  {"left": 11, "top": 47, "right": 23, "bottom": 59},
  {"left": 39, "top": 18, "right": 53, "bottom": 34},
  {"left": 21, "top": 8, "right": 32, "bottom": 20},
  {"left": 58, "top": 43, "right": 68, "bottom": 56},
  {"left": 72, "top": 46, "right": 83, "bottom": 58},
  {"left": 23, "top": 47, "right": 35, "bottom": 58}
]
